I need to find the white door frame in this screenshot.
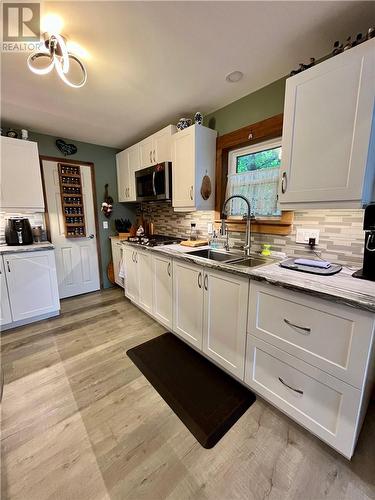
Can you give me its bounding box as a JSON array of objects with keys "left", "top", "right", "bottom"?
[{"left": 40, "top": 156, "right": 102, "bottom": 293}]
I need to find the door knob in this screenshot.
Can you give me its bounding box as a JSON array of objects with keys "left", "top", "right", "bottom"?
[{"left": 88, "top": 234, "right": 95, "bottom": 239}]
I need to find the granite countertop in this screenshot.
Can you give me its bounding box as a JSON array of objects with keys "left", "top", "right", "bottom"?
[
  {"left": 121, "top": 240, "right": 375, "bottom": 313},
  {"left": 0, "top": 242, "right": 55, "bottom": 254}
]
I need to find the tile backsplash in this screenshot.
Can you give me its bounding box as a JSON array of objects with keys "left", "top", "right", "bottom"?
[
  {"left": 0, "top": 212, "right": 46, "bottom": 244},
  {"left": 140, "top": 203, "right": 364, "bottom": 268}
]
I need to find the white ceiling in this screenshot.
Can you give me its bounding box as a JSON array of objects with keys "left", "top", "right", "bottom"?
[{"left": 2, "top": 1, "right": 374, "bottom": 148}]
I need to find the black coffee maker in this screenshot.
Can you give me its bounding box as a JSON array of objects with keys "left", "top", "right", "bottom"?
[
  {"left": 353, "top": 204, "right": 375, "bottom": 281},
  {"left": 5, "top": 217, "right": 33, "bottom": 246}
]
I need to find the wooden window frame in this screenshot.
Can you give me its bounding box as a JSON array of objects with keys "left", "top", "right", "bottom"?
[{"left": 214, "top": 113, "right": 293, "bottom": 235}]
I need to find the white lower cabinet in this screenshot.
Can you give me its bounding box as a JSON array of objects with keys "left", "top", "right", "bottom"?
[
  {"left": 172, "top": 260, "right": 204, "bottom": 349},
  {"left": 137, "top": 250, "right": 153, "bottom": 314},
  {"left": 2, "top": 250, "right": 60, "bottom": 327},
  {"left": 152, "top": 254, "right": 173, "bottom": 329},
  {"left": 121, "top": 245, "right": 375, "bottom": 459},
  {"left": 124, "top": 246, "right": 139, "bottom": 303},
  {"left": 245, "top": 335, "right": 362, "bottom": 459},
  {"left": 0, "top": 258, "right": 12, "bottom": 327},
  {"left": 203, "top": 269, "right": 248, "bottom": 378},
  {"left": 110, "top": 238, "right": 124, "bottom": 288},
  {"left": 124, "top": 246, "right": 153, "bottom": 314}
]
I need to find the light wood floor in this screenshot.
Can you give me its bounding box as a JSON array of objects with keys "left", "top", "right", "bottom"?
[{"left": 1, "top": 288, "right": 374, "bottom": 500}]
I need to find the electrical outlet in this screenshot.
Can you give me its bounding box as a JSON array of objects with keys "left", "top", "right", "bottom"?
[
  {"left": 103, "top": 221, "right": 108, "bottom": 229},
  {"left": 296, "top": 228, "right": 320, "bottom": 244},
  {"left": 207, "top": 222, "right": 213, "bottom": 235}
]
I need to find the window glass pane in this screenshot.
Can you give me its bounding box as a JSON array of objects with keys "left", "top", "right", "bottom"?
[
  {"left": 227, "top": 144, "right": 281, "bottom": 217},
  {"left": 236, "top": 146, "right": 281, "bottom": 173}
]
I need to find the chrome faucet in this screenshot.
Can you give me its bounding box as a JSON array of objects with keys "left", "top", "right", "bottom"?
[{"left": 222, "top": 195, "right": 252, "bottom": 257}]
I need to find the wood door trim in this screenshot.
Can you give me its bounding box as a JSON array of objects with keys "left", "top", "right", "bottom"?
[
  {"left": 39, "top": 155, "right": 103, "bottom": 289},
  {"left": 215, "top": 113, "right": 293, "bottom": 236}
]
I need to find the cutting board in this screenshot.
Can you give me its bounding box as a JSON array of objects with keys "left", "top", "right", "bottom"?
[{"left": 180, "top": 240, "right": 208, "bottom": 248}]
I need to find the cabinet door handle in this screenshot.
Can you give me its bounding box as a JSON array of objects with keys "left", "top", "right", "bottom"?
[
  {"left": 204, "top": 274, "right": 208, "bottom": 291},
  {"left": 150, "top": 151, "right": 152, "bottom": 163},
  {"left": 167, "top": 262, "right": 171, "bottom": 277},
  {"left": 135, "top": 252, "right": 138, "bottom": 264},
  {"left": 197, "top": 272, "right": 202, "bottom": 288},
  {"left": 132, "top": 251, "right": 135, "bottom": 262},
  {"left": 190, "top": 186, "right": 194, "bottom": 201},
  {"left": 6, "top": 261, "right": 10, "bottom": 272},
  {"left": 283, "top": 318, "right": 311, "bottom": 334},
  {"left": 278, "top": 377, "right": 303, "bottom": 395},
  {"left": 281, "top": 172, "right": 287, "bottom": 194},
  {"left": 153, "top": 150, "right": 156, "bottom": 163}
]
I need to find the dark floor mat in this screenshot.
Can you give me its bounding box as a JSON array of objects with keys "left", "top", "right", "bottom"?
[{"left": 127, "top": 332, "right": 256, "bottom": 448}]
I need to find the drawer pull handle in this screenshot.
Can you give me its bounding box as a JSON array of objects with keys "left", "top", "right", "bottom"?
[
  {"left": 167, "top": 262, "right": 171, "bottom": 277},
  {"left": 278, "top": 377, "right": 303, "bottom": 395},
  {"left": 198, "top": 272, "right": 202, "bottom": 289},
  {"left": 284, "top": 318, "right": 311, "bottom": 334}
]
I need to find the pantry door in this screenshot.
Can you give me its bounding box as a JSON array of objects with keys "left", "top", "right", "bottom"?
[{"left": 42, "top": 160, "right": 100, "bottom": 298}]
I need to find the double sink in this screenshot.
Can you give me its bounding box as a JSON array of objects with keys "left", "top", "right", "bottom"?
[{"left": 185, "top": 248, "right": 270, "bottom": 269}]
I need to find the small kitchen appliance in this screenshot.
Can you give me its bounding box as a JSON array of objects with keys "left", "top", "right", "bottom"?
[
  {"left": 5, "top": 217, "right": 33, "bottom": 246},
  {"left": 353, "top": 204, "right": 375, "bottom": 281},
  {"left": 135, "top": 162, "right": 172, "bottom": 202}
]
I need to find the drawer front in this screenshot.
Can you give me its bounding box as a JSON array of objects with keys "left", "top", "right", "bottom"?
[
  {"left": 245, "top": 335, "right": 361, "bottom": 459},
  {"left": 248, "top": 282, "right": 374, "bottom": 388}
]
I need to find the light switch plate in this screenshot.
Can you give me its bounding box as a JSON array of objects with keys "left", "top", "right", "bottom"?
[
  {"left": 103, "top": 221, "right": 109, "bottom": 229},
  {"left": 296, "top": 228, "right": 320, "bottom": 244}
]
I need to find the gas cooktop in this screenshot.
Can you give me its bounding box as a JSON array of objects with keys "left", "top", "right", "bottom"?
[{"left": 127, "top": 234, "right": 183, "bottom": 247}]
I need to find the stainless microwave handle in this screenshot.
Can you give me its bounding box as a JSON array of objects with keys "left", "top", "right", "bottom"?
[{"left": 152, "top": 171, "right": 157, "bottom": 196}]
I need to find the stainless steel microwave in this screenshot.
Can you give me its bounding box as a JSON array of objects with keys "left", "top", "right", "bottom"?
[{"left": 135, "top": 162, "right": 172, "bottom": 202}]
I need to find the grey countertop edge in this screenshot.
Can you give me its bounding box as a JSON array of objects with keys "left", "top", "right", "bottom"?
[
  {"left": 0, "top": 243, "right": 55, "bottom": 254},
  {"left": 121, "top": 241, "right": 375, "bottom": 314}
]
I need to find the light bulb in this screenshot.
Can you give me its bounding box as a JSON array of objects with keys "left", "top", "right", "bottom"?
[{"left": 41, "top": 14, "right": 64, "bottom": 34}]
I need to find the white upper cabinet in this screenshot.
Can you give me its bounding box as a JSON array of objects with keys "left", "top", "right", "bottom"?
[
  {"left": 116, "top": 150, "right": 129, "bottom": 202},
  {"left": 116, "top": 144, "right": 139, "bottom": 202},
  {"left": 139, "top": 125, "right": 176, "bottom": 168},
  {"left": 139, "top": 136, "right": 154, "bottom": 168},
  {"left": 279, "top": 38, "right": 375, "bottom": 209},
  {"left": 172, "top": 124, "right": 217, "bottom": 212},
  {"left": 117, "top": 125, "right": 176, "bottom": 201},
  {"left": 1, "top": 137, "right": 44, "bottom": 211}
]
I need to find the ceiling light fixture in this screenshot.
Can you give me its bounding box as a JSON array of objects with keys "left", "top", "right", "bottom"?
[
  {"left": 225, "top": 70, "right": 244, "bottom": 83},
  {"left": 27, "top": 32, "right": 87, "bottom": 88}
]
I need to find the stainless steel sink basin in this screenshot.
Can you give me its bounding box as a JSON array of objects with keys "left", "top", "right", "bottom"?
[
  {"left": 228, "top": 256, "right": 270, "bottom": 268},
  {"left": 187, "top": 248, "right": 241, "bottom": 262}
]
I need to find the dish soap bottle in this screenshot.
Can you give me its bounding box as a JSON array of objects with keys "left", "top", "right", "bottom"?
[
  {"left": 190, "top": 222, "right": 198, "bottom": 241},
  {"left": 261, "top": 244, "right": 271, "bottom": 256}
]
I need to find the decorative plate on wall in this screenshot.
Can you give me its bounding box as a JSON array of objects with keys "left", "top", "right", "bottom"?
[{"left": 201, "top": 174, "right": 212, "bottom": 200}]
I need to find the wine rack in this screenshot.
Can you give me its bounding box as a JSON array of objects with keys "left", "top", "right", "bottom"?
[{"left": 58, "top": 163, "right": 86, "bottom": 237}]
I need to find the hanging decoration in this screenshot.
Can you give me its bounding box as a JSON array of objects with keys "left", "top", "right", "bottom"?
[
  {"left": 101, "top": 184, "right": 113, "bottom": 219},
  {"left": 56, "top": 138, "right": 77, "bottom": 156}
]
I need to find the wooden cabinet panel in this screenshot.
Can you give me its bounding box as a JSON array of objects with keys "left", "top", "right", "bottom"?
[
  {"left": 0, "top": 257, "right": 12, "bottom": 327},
  {"left": 279, "top": 39, "right": 375, "bottom": 208},
  {"left": 152, "top": 254, "right": 173, "bottom": 329},
  {"left": 1, "top": 137, "right": 44, "bottom": 210},
  {"left": 172, "top": 260, "right": 203, "bottom": 349},
  {"left": 248, "top": 282, "right": 375, "bottom": 388},
  {"left": 203, "top": 269, "right": 249, "bottom": 379},
  {"left": 123, "top": 246, "right": 138, "bottom": 302},
  {"left": 245, "top": 335, "right": 361, "bottom": 459},
  {"left": 137, "top": 250, "right": 153, "bottom": 314},
  {"left": 5, "top": 250, "right": 60, "bottom": 322}
]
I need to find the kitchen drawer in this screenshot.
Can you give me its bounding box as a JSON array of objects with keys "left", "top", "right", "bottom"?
[
  {"left": 248, "top": 282, "right": 374, "bottom": 388},
  {"left": 245, "top": 335, "right": 361, "bottom": 459}
]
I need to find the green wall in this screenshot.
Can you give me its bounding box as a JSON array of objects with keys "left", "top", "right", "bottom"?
[
  {"left": 204, "top": 76, "right": 286, "bottom": 136},
  {"left": 2, "top": 125, "right": 136, "bottom": 289}
]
